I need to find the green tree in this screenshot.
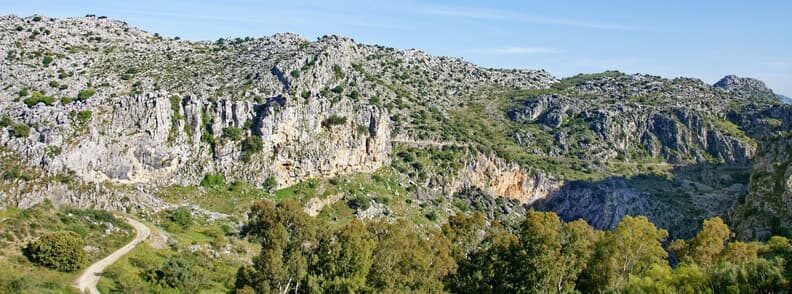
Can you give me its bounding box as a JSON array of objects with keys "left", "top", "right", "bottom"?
[
  {"left": 241, "top": 136, "right": 263, "bottom": 162},
  {"left": 200, "top": 173, "right": 226, "bottom": 189},
  {"left": 709, "top": 258, "right": 788, "bottom": 293},
  {"left": 721, "top": 241, "right": 764, "bottom": 264},
  {"left": 23, "top": 92, "right": 56, "bottom": 107},
  {"left": 622, "top": 263, "right": 709, "bottom": 294},
  {"left": 153, "top": 256, "right": 202, "bottom": 290},
  {"left": 26, "top": 231, "right": 86, "bottom": 272},
  {"left": 367, "top": 220, "right": 456, "bottom": 292},
  {"left": 442, "top": 212, "right": 487, "bottom": 259},
  {"left": 262, "top": 176, "right": 277, "bottom": 192},
  {"left": 512, "top": 212, "right": 598, "bottom": 293},
  {"left": 670, "top": 217, "right": 731, "bottom": 266},
  {"left": 308, "top": 220, "right": 375, "bottom": 292},
  {"left": 515, "top": 211, "right": 565, "bottom": 293},
  {"left": 236, "top": 199, "right": 318, "bottom": 293},
  {"left": 579, "top": 216, "right": 668, "bottom": 291},
  {"left": 556, "top": 219, "right": 599, "bottom": 293},
  {"left": 446, "top": 222, "right": 520, "bottom": 293}
]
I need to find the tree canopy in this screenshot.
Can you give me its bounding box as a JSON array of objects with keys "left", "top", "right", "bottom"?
[{"left": 236, "top": 200, "right": 792, "bottom": 293}]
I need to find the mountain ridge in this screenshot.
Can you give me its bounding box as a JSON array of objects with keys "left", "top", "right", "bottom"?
[{"left": 0, "top": 14, "right": 788, "bottom": 239}]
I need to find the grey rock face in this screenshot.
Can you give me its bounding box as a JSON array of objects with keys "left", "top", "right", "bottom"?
[
  {"left": 714, "top": 75, "right": 771, "bottom": 93},
  {"left": 0, "top": 15, "right": 552, "bottom": 208},
  {"left": 510, "top": 94, "right": 756, "bottom": 164}
]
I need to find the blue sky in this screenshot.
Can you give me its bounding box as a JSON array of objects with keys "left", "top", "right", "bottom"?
[{"left": 3, "top": 0, "right": 790, "bottom": 95}]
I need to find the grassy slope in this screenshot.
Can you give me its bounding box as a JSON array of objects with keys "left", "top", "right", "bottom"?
[{"left": 0, "top": 204, "right": 134, "bottom": 293}]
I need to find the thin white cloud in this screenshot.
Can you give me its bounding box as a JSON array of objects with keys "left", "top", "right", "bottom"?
[{"left": 419, "top": 6, "right": 640, "bottom": 31}]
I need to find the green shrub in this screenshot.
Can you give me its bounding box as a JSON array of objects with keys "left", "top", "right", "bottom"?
[
  {"left": 73, "top": 110, "right": 92, "bottom": 124},
  {"left": 168, "top": 208, "right": 193, "bottom": 228},
  {"left": 26, "top": 231, "right": 86, "bottom": 272},
  {"left": 349, "top": 90, "right": 360, "bottom": 100},
  {"left": 3, "top": 166, "right": 32, "bottom": 181},
  {"left": 17, "top": 89, "right": 28, "bottom": 97},
  {"left": 241, "top": 136, "right": 263, "bottom": 162},
  {"left": 32, "top": 16, "right": 42, "bottom": 22},
  {"left": 200, "top": 173, "right": 226, "bottom": 189},
  {"left": 158, "top": 256, "right": 198, "bottom": 289},
  {"left": 42, "top": 56, "right": 53, "bottom": 67},
  {"left": 0, "top": 115, "right": 12, "bottom": 127},
  {"left": 290, "top": 70, "right": 300, "bottom": 78},
  {"left": 61, "top": 96, "right": 74, "bottom": 104},
  {"left": 48, "top": 81, "right": 59, "bottom": 88},
  {"left": 348, "top": 195, "right": 371, "bottom": 210},
  {"left": 301, "top": 90, "right": 310, "bottom": 99},
  {"left": 356, "top": 125, "right": 370, "bottom": 135},
  {"left": 77, "top": 88, "right": 96, "bottom": 101},
  {"left": 322, "top": 115, "right": 347, "bottom": 128},
  {"left": 23, "top": 92, "right": 56, "bottom": 107},
  {"left": 331, "top": 85, "right": 344, "bottom": 94},
  {"left": 222, "top": 127, "right": 243, "bottom": 141},
  {"left": 10, "top": 123, "right": 30, "bottom": 138},
  {"left": 332, "top": 64, "right": 345, "bottom": 80},
  {"left": 425, "top": 210, "right": 438, "bottom": 221},
  {"left": 262, "top": 176, "right": 277, "bottom": 192},
  {"left": 169, "top": 96, "right": 182, "bottom": 119}
]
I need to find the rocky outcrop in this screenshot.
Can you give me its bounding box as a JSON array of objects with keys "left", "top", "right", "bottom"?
[
  {"left": 509, "top": 93, "right": 757, "bottom": 164},
  {"left": 11, "top": 91, "right": 391, "bottom": 188},
  {"left": 714, "top": 75, "right": 772, "bottom": 93},
  {"left": 714, "top": 75, "right": 778, "bottom": 104},
  {"left": 453, "top": 154, "right": 562, "bottom": 204},
  {"left": 734, "top": 136, "right": 792, "bottom": 241}
]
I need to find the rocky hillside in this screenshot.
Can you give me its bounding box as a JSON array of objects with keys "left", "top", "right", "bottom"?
[
  {"left": 729, "top": 103, "right": 792, "bottom": 240},
  {"left": 0, "top": 15, "right": 551, "bottom": 206},
  {"left": 0, "top": 15, "right": 787, "bottom": 238}
]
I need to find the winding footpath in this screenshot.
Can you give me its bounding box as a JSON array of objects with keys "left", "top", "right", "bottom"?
[{"left": 74, "top": 216, "right": 150, "bottom": 294}]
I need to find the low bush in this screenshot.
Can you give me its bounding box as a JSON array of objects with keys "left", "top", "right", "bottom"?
[
  {"left": 26, "top": 231, "right": 86, "bottom": 272},
  {"left": 23, "top": 92, "right": 56, "bottom": 107},
  {"left": 10, "top": 123, "right": 30, "bottom": 138},
  {"left": 322, "top": 115, "right": 347, "bottom": 128},
  {"left": 200, "top": 173, "right": 226, "bottom": 189},
  {"left": 222, "top": 127, "right": 243, "bottom": 141},
  {"left": 241, "top": 136, "right": 263, "bottom": 162},
  {"left": 41, "top": 56, "right": 53, "bottom": 67},
  {"left": 168, "top": 208, "right": 193, "bottom": 228},
  {"left": 77, "top": 88, "right": 96, "bottom": 101}
]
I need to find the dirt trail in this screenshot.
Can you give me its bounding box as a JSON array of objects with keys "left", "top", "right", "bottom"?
[{"left": 74, "top": 216, "right": 150, "bottom": 294}]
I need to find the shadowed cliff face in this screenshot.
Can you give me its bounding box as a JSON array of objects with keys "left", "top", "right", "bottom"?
[{"left": 531, "top": 163, "right": 752, "bottom": 238}]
